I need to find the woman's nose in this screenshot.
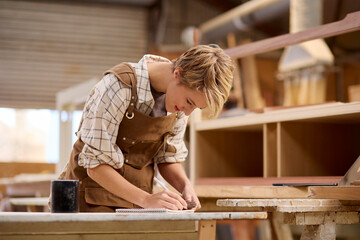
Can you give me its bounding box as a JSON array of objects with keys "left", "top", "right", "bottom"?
[{"left": 183, "top": 106, "right": 196, "bottom": 116}]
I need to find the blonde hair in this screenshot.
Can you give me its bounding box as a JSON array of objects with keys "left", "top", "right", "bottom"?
[{"left": 172, "top": 44, "right": 234, "bottom": 118}]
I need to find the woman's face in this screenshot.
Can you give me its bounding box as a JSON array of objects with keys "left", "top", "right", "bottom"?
[{"left": 165, "top": 68, "right": 207, "bottom": 116}]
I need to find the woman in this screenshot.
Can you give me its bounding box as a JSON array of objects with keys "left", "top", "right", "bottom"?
[{"left": 58, "top": 44, "right": 234, "bottom": 212}]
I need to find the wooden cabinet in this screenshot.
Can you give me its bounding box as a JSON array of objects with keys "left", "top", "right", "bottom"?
[{"left": 189, "top": 102, "right": 360, "bottom": 183}]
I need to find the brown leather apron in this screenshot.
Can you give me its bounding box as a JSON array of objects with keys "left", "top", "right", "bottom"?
[{"left": 63, "top": 63, "right": 177, "bottom": 212}]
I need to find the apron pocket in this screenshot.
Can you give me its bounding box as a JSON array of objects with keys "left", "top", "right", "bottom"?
[
  {"left": 125, "top": 141, "right": 162, "bottom": 169},
  {"left": 84, "top": 187, "right": 134, "bottom": 208}
]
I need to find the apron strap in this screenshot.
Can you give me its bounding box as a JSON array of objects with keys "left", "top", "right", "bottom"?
[{"left": 104, "top": 63, "right": 138, "bottom": 119}]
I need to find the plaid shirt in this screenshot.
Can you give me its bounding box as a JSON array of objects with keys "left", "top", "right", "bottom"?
[{"left": 76, "top": 55, "right": 189, "bottom": 169}]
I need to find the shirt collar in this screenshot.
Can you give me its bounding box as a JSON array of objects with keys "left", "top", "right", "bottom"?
[{"left": 133, "top": 54, "right": 171, "bottom": 105}]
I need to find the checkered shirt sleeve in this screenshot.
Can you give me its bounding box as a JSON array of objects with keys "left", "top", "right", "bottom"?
[{"left": 76, "top": 73, "right": 130, "bottom": 169}]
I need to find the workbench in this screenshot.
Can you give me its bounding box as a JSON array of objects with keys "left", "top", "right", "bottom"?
[
  {"left": 194, "top": 178, "right": 360, "bottom": 239},
  {"left": 217, "top": 198, "right": 360, "bottom": 240},
  {"left": 0, "top": 211, "right": 267, "bottom": 240}
]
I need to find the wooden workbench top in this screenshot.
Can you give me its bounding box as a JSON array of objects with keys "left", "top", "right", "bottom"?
[
  {"left": 0, "top": 211, "right": 267, "bottom": 222},
  {"left": 195, "top": 177, "right": 360, "bottom": 200},
  {"left": 217, "top": 199, "right": 360, "bottom": 213}
]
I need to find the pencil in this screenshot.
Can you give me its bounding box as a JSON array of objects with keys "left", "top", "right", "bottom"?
[{"left": 153, "top": 176, "right": 169, "bottom": 190}]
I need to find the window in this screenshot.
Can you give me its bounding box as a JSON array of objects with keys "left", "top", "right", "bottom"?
[{"left": 0, "top": 108, "right": 59, "bottom": 163}]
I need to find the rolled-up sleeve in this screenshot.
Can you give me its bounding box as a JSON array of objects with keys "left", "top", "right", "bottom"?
[
  {"left": 77, "top": 74, "right": 131, "bottom": 169},
  {"left": 153, "top": 111, "right": 189, "bottom": 164}
]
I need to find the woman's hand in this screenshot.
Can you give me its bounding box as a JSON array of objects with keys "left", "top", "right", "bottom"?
[
  {"left": 158, "top": 162, "right": 201, "bottom": 211},
  {"left": 142, "top": 190, "right": 187, "bottom": 210},
  {"left": 182, "top": 183, "right": 201, "bottom": 210}
]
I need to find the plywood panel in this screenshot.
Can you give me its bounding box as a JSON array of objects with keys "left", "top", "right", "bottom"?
[
  {"left": 195, "top": 130, "right": 263, "bottom": 178},
  {"left": 279, "top": 122, "right": 360, "bottom": 176}
]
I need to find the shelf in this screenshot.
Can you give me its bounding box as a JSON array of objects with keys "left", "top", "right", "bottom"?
[
  {"left": 190, "top": 102, "right": 360, "bottom": 181},
  {"left": 195, "top": 176, "right": 342, "bottom": 186},
  {"left": 195, "top": 102, "right": 360, "bottom": 131}
]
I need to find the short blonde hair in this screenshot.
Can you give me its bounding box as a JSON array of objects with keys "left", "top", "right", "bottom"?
[{"left": 172, "top": 44, "right": 234, "bottom": 118}]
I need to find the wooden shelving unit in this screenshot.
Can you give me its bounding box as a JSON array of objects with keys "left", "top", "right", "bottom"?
[
  {"left": 190, "top": 102, "right": 360, "bottom": 183},
  {"left": 189, "top": 11, "right": 360, "bottom": 186}
]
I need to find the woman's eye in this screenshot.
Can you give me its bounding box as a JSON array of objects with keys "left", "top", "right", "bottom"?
[{"left": 186, "top": 99, "right": 192, "bottom": 105}]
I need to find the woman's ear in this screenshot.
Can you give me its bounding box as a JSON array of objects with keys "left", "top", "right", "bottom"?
[{"left": 174, "top": 67, "right": 182, "bottom": 79}]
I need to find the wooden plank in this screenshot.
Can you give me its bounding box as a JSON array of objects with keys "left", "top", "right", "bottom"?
[
  {"left": 226, "top": 33, "right": 244, "bottom": 108},
  {"left": 0, "top": 220, "right": 197, "bottom": 234},
  {"left": 0, "top": 233, "right": 198, "bottom": 240},
  {"left": 195, "top": 185, "right": 360, "bottom": 200},
  {"left": 216, "top": 199, "right": 360, "bottom": 213},
  {"left": 224, "top": 11, "right": 360, "bottom": 58},
  {"left": 217, "top": 198, "right": 360, "bottom": 212},
  {"left": 0, "top": 212, "right": 268, "bottom": 223},
  {"left": 239, "top": 40, "right": 265, "bottom": 110},
  {"left": 196, "top": 176, "right": 343, "bottom": 186},
  {"left": 198, "top": 197, "right": 264, "bottom": 212}
]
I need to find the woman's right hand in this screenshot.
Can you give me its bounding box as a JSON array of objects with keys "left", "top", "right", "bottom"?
[{"left": 141, "top": 190, "right": 187, "bottom": 210}]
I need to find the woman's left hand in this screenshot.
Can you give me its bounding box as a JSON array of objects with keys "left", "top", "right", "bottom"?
[{"left": 182, "top": 184, "right": 201, "bottom": 210}]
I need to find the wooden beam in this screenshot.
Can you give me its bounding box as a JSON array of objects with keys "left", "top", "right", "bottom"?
[
  {"left": 224, "top": 11, "right": 360, "bottom": 58},
  {"left": 226, "top": 33, "right": 244, "bottom": 108},
  {"left": 217, "top": 199, "right": 360, "bottom": 213},
  {"left": 195, "top": 185, "right": 360, "bottom": 200}
]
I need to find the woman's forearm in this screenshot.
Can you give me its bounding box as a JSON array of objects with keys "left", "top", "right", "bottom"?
[
  {"left": 158, "top": 162, "right": 201, "bottom": 210},
  {"left": 157, "top": 162, "right": 191, "bottom": 193},
  {"left": 87, "top": 164, "right": 149, "bottom": 207}
]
